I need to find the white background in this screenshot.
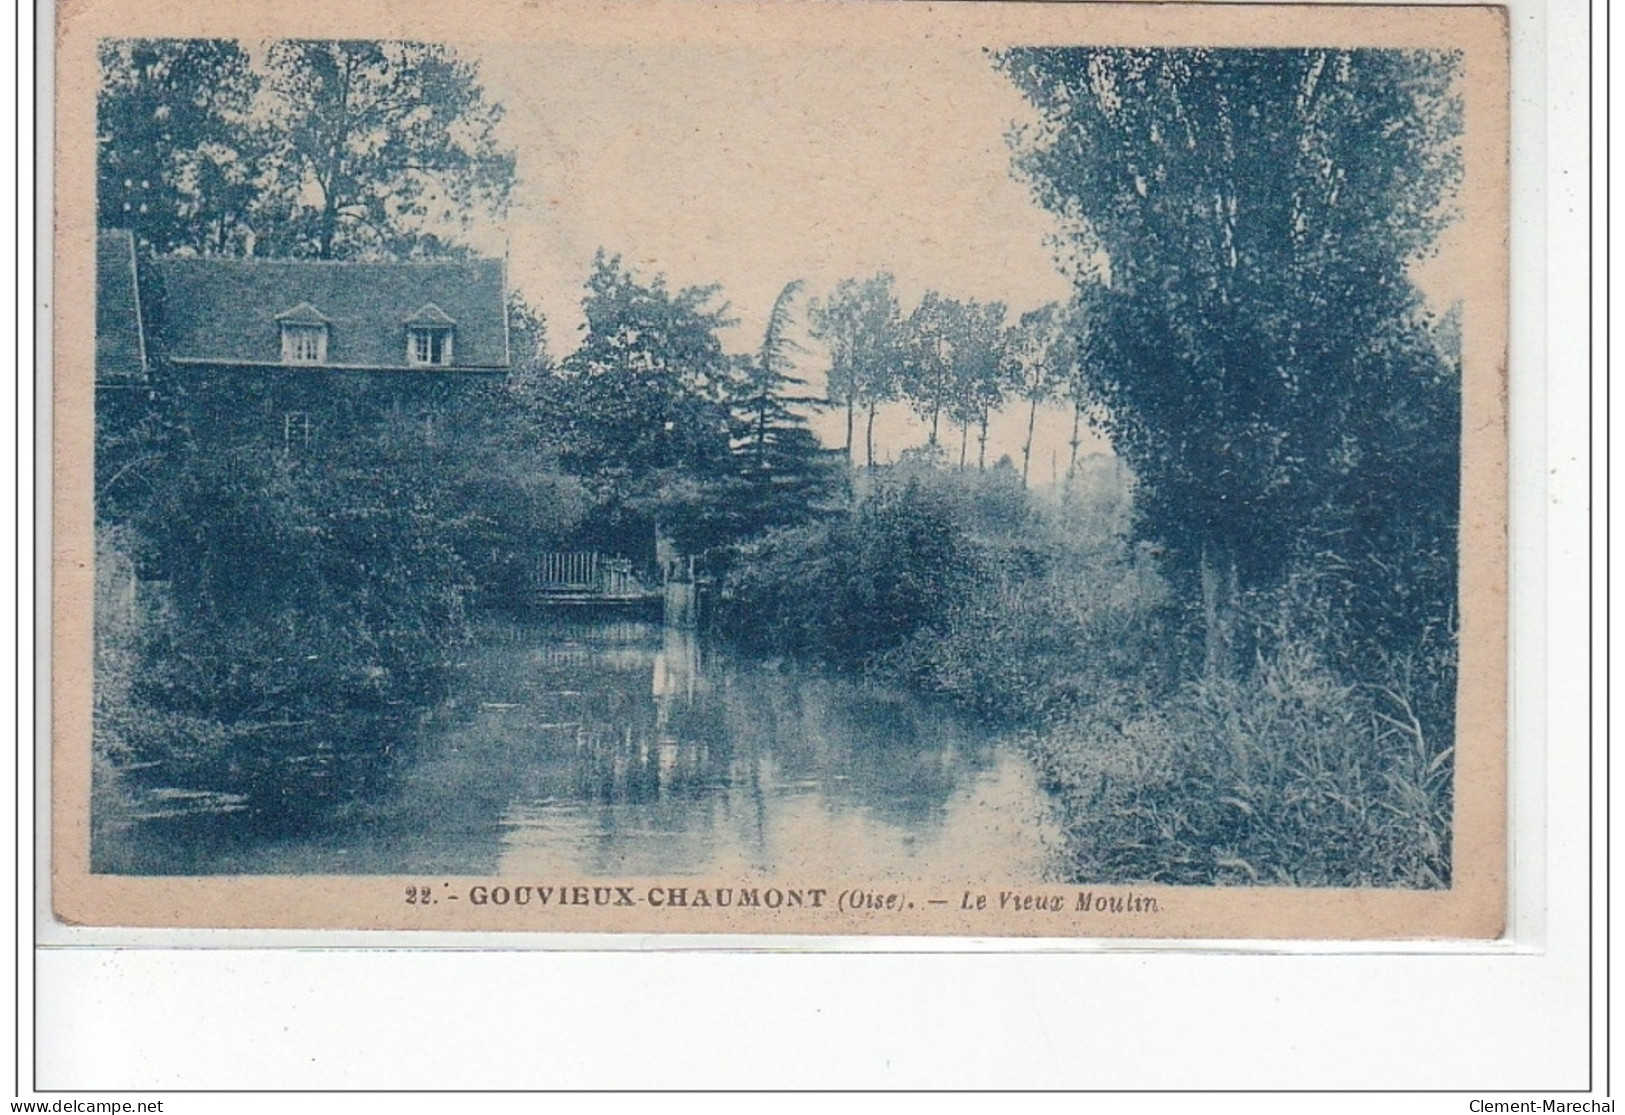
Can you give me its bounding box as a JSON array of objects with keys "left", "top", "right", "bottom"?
[{"left": 15, "top": 0, "right": 1603, "bottom": 1103}]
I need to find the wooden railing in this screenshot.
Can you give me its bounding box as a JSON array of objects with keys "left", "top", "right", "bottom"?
[
  {"left": 537, "top": 551, "right": 601, "bottom": 590},
  {"left": 533, "top": 553, "right": 645, "bottom": 600}
]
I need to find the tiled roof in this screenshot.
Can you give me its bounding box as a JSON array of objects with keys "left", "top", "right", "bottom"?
[
  {"left": 151, "top": 256, "right": 509, "bottom": 369},
  {"left": 275, "top": 302, "right": 331, "bottom": 326},
  {"left": 95, "top": 229, "right": 147, "bottom": 382},
  {"left": 404, "top": 302, "right": 457, "bottom": 326}
]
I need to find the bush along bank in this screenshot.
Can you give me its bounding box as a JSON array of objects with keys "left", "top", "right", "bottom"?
[
  {"left": 712, "top": 461, "right": 1455, "bottom": 889},
  {"left": 90, "top": 369, "right": 593, "bottom": 848}
]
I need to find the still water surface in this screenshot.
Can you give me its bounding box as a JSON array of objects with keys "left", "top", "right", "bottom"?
[{"left": 109, "top": 616, "right": 1063, "bottom": 880}]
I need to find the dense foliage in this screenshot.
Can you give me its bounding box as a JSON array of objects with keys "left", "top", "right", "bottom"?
[
  {"left": 528, "top": 256, "right": 846, "bottom": 562},
  {"left": 718, "top": 470, "right": 987, "bottom": 663},
  {"left": 98, "top": 38, "right": 514, "bottom": 259},
  {"left": 95, "top": 349, "right": 590, "bottom": 830},
  {"left": 997, "top": 48, "right": 1464, "bottom": 680},
  {"left": 97, "top": 40, "right": 261, "bottom": 255}
]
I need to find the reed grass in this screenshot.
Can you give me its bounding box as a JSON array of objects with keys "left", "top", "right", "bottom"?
[{"left": 1026, "top": 639, "right": 1454, "bottom": 887}]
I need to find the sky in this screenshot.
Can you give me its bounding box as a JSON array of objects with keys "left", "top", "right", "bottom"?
[{"left": 467, "top": 41, "right": 1107, "bottom": 472}]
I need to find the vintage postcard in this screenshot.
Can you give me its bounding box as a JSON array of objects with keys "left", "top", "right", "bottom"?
[{"left": 52, "top": 0, "right": 1509, "bottom": 938}]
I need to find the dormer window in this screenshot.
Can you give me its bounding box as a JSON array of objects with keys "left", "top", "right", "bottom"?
[
  {"left": 276, "top": 303, "right": 330, "bottom": 365},
  {"left": 404, "top": 303, "right": 457, "bottom": 367},
  {"left": 410, "top": 327, "right": 452, "bottom": 365},
  {"left": 283, "top": 326, "right": 327, "bottom": 363}
]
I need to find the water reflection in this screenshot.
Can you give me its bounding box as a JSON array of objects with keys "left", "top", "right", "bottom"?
[{"left": 106, "top": 616, "right": 1062, "bottom": 880}]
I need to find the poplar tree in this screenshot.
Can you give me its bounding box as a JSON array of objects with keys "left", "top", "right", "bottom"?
[{"left": 999, "top": 47, "right": 1464, "bottom": 669}]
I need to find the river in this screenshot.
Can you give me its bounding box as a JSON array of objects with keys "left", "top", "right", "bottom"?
[{"left": 99, "top": 614, "right": 1064, "bottom": 880}]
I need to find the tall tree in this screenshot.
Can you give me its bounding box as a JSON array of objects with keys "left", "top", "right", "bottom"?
[
  {"left": 503, "top": 289, "right": 556, "bottom": 417},
  {"left": 555, "top": 252, "right": 735, "bottom": 473},
  {"left": 253, "top": 40, "right": 516, "bottom": 259},
  {"left": 99, "top": 40, "right": 516, "bottom": 261},
  {"left": 898, "top": 291, "right": 962, "bottom": 449},
  {"left": 1059, "top": 286, "right": 1107, "bottom": 483},
  {"left": 940, "top": 299, "right": 1009, "bottom": 470},
  {"left": 1004, "top": 302, "right": 1070, "bottom": 487},
  {"left": 899, "top": 294, "right": 1008, "bottom": 465},
  {"left": 735, "top": 281, "right": 807, "bottom": 475},
  {"left": 1000, "top": 48, "right": 1463, "bottom": 670},
  {"left": 809, "top": 274, "right": 904, "bottom": 468},
  {"left": 548, "top": 253, "right": 737, "bottom": 557},
  {"left": 98, "top": 39, "right": 261, "bottom": 255},
  {"left": 729, "top": 281, "right": 846, "bottom": 533}
]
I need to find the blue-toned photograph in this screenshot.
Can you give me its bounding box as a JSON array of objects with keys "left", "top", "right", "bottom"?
[{"left": 92, "top": 38, "right": 1466, "bottom": 889}]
